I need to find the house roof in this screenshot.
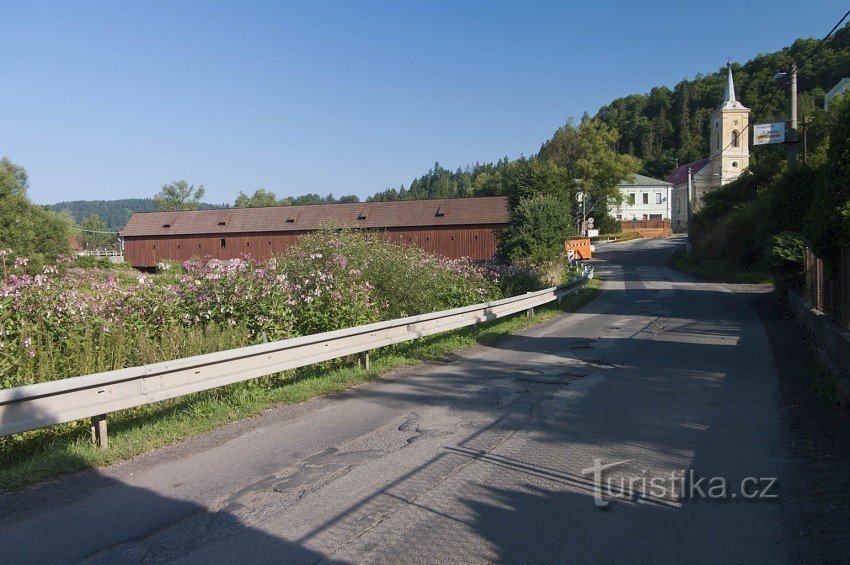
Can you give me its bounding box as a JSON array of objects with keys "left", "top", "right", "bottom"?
[
  {"left": 618, "top": 174, "right": 672, "bottom": 187},
  {"left": 665, "top": 158, "right": 711, "bottom": 186},
  {"left": 119, "top": 196, "right": 509, "bottom": 237}
]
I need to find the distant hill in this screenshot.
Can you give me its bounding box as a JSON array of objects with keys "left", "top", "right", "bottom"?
[{"left": 48, "top": 199, "right": 229, "bottom": 230}]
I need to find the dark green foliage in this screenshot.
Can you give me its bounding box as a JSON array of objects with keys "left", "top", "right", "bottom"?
[
  {"left": 235, "top": 188, "right": 288, "bottom": 208},
  {"left": 499, "top": 195, "right": 576, "bottom": 264},
  {"left": 0, "top": 157, "right": 28, "bottom": 198},
  {"left": 76, "top": 213, "right": 117, "bottom": 249},
  {"left": 154, "top": 180, "right": 207, "bottom": 211},
  {"left": 48, "top": 199, "right": 227, "bottom": 230},
  {"left": 804, "top": 95, "right": 850, "bottom": 266},
  {"left": 369, "top": 160, "right": 508, "bottom": 202},
  {"left": 595, "top": 214, "right": 622, "bottom": 235},
  {"left": 0, "top": 158, "right": 71, "bottom": 262},
  {"left": 770, "top": 231, "right": 807, "bottom": 287}
]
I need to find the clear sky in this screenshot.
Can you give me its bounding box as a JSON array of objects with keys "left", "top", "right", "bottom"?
[{"left": 2, "top": 0, "right": 846, "bottom": 205}]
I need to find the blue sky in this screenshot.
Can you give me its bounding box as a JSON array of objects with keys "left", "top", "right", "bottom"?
[{"left": 2, "top": 1, "right": 846, "bottom": 205}]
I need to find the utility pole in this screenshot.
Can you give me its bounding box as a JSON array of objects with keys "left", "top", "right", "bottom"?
[
  {"left": 773, "top": 61, "right": 799, "bottom": 167},
  {"left": 686, "top": 166, "right": 693, "bottom": 253},
  {"left": 789, "top": 61, "right": 798, "bottom": 167}
]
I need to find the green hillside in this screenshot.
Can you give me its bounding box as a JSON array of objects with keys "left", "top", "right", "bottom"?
[{"left": 48, "top": 199, "right": 228, "bottom": 230}]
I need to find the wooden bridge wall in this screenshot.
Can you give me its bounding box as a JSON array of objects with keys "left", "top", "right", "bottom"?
[{"left": 123, "top": 225, "right": 504, "bottom": 267}]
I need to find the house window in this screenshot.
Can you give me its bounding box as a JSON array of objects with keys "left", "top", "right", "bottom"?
[
  {"left": 220, "top": 238, "right": 226, "bottom": 248},
  {"left": 628, "top": 194, "right": 636, "bottom": 205},
  {"left": 732, "top": 130, "right": 740, "bottom": 147},
  {"left": 642, "top": 193, "right": 649, "bottom": 205},
  {"left": 649, "top": 214, "right": 662, "bottom": 220},
  {"left": 655, "top": 193, "right": 662, "bottom": 205}
]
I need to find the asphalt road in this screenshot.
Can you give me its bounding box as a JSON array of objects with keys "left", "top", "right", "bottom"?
[{"left": 0, "top": 236, "right": 792, "bottom": 563}]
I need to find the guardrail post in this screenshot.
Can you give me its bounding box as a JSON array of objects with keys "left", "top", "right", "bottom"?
[
  {"left": 358, "top": 352, "right": 370, "bottom": 371},
  {"left": 472, "top": 322, "right": 480, "bottom": 337},
  {"left": 526, "top": 291, "right": 535, "bottom": 317},
  {"left": 91, "top": 414, "right": 108, "bottom": 448}
]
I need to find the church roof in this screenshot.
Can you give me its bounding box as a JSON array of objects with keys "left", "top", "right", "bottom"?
[
  {"left": 665, "top": 158, "right": 710, "bottom": 186},
  {"left": 719, "top": 63, "right": 749, "bottom": 111}
]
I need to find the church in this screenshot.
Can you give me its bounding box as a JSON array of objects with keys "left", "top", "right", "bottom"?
[{"left": 668, "top": 64, "right": 750, "bottom": 232}]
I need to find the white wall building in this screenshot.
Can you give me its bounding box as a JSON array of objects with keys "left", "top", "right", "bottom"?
[{"left": 612, "top": 174, "right": 673, "bottom": 222}]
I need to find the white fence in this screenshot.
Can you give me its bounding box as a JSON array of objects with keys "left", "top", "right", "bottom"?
[{"left": 0, "top": 268, "right": 593, "bottom": 446}]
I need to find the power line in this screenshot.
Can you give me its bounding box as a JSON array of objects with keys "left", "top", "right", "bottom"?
[{"left": 76, "top": 228, "right": 120, "bottom": 234}]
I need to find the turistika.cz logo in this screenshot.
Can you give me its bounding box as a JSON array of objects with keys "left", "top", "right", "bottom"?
[{"left": 581, "top": 459, "right": 779, "bottom": 508}]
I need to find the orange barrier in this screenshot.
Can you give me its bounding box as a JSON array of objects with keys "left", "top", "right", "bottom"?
[{"left": 565, "top": 238, "right": 592, "bottom": 260}]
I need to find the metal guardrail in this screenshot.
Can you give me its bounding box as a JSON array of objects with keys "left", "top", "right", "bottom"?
[
  {"left": 0, "top": 267, "right": 593, "bottom": 446},
  {"left": 78, "top": 249, "right": 123, "bottom": 258}
]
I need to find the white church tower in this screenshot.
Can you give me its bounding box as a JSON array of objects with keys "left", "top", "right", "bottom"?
[{"left": 709, "top": 63, "right": 750, "bottom": 187}]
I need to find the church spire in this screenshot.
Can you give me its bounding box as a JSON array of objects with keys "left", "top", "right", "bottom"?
[
  {"left": 724, "top": 63, "right": 736, "bottom": 104},
  {"left": 719, "top": 62, "right": 747, "bottom": 110}
]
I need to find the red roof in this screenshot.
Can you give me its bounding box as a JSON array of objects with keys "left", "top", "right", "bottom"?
[
  {"left": 120, "top": 196, "right": 509, "bottom": 237},
  {"left": 665, "top": 158, "right": 710, "bottom": 186}
]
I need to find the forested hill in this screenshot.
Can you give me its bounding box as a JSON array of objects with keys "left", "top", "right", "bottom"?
[
  {"left": 370, "top": 24, "right": 850, "bottom": 201},
  {"left": 595, "top": 25, "right": 850, "bottom": 178},
  {"left": 49, "top": 199, "right": 228, "bottom": 230}
]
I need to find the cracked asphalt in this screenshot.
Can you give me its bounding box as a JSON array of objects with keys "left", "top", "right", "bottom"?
[{"left": 0, "top": 236, "right": 793, "bottom": 563}]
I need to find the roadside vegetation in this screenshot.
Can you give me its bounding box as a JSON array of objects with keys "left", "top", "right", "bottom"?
[
  {"left": 0, "top": 231, "right": 553, "bottom": 389},
  {"left": 679, "top": 96, "right": 850, "bottom": 286}
]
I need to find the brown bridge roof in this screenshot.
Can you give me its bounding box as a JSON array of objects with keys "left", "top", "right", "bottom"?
[{"left": 120, "top": 196, "right": 509, "bottom": 237}]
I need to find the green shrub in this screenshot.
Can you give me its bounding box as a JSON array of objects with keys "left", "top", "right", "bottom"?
[
  {"left": 770, "top": 231, "right": 807, "bottom": 288},
  {"left": 500, "top": 194, "right": 575, "bottom": 265}
]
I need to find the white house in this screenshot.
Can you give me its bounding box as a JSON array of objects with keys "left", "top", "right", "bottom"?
[{"left": 612, "top": 174, "right": 673, "bottom": 222}]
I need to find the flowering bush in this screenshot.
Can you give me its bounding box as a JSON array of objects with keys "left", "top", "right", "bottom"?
[{"left": 0, "top": 233, "right": 545, "bottom": 388}]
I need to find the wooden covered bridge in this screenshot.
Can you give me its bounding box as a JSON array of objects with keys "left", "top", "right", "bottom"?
[{"left": 120, "top": 196, "right": 509, "bottom": 267}]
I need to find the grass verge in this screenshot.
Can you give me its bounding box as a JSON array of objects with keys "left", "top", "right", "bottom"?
[
  {"left": 672, "top": 248, "right": 773, "bottom": 284},
  {"left": 0, "top": 279, "right": 600, "bottom": 492}
]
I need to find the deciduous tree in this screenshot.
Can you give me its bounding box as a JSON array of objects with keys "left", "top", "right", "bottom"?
[{"left": 154, "top": 180, "right": 206, "bottom": 211}]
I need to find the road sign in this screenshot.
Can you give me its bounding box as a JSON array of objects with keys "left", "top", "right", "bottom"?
[
  {"left": 753, "top": 122, "right": 786, "bottom": 145},
  {"left": 587, "top": 217, "right": 595, "bottom": 227}
]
